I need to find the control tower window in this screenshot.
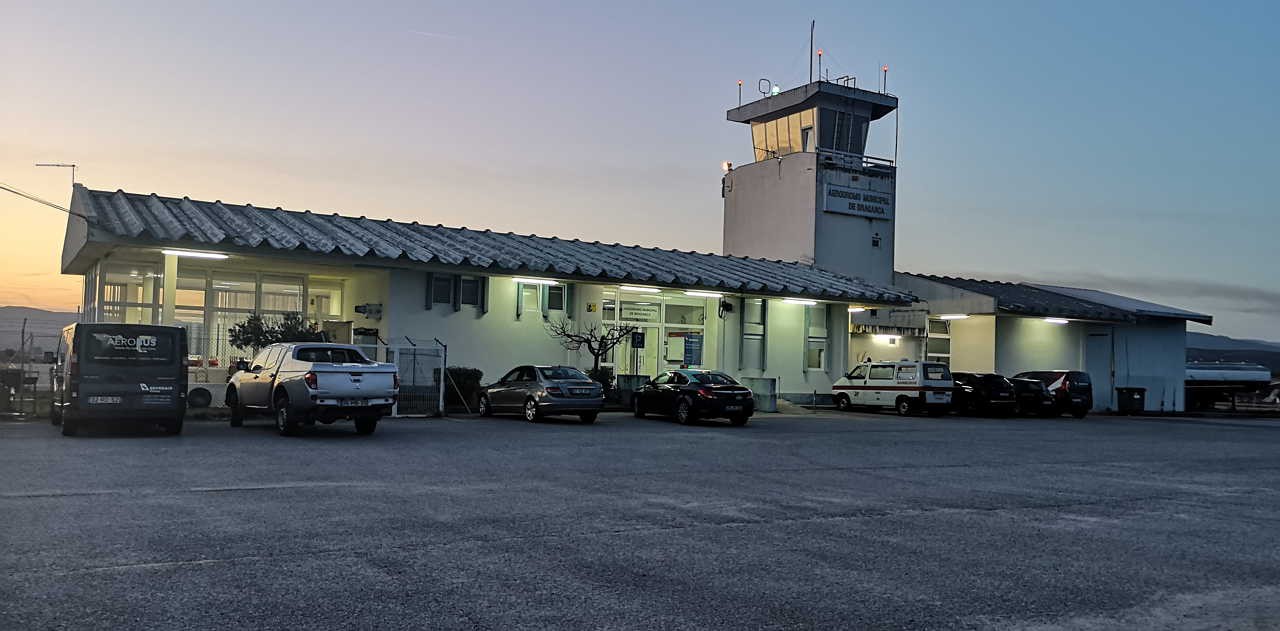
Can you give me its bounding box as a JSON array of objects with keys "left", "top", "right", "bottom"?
[
  {"left": 750, "top": 108, "right": 815, "bottom": 162},
  {"left": 818, "top": 108, "right": 870, "bottom": 155}
]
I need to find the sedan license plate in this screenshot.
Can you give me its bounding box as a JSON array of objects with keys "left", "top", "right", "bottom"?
[
  {"left": 724, "top": 405, "right": 742, "bottom": 412},
  {"left": 88, "top": 396, "right": 122, "bottom": 405},
  {"left": 340, "top": 399, "right": 369, "bottom": 406}
]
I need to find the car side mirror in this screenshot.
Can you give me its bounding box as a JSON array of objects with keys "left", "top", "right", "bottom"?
[{"left": 235, "top": 360, "right": 250, "bottom": 372}]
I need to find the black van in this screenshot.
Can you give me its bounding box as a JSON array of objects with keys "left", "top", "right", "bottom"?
[{"left": 51, "top": 323, "right": 188, "bottom": 436}]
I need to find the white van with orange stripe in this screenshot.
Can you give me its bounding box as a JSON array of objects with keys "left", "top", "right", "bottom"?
[{"left": 832, "top": 361, "right": 954, "bottom": 416}]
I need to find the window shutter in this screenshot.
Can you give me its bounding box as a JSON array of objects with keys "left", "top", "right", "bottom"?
[
  {"left": 565, "top": 283, "right": 576, "bottom": 319},
  {"left": 539, "top": 285, "right": 550, "bottom": 320},
  {"left": 760, "top": 299, "right": 768, "bottom": 371},
  {"left": 479, "top": 277, "right": 489, "bottom": 314},
  {"left": 515, "top": 282, "right": 524, "bottom": 319},
  {"left": 424, "top": 272, "right": 434, "bottom": 310},
  {"left": 452, "top": 275, "right": 462, "bottom": 312}
]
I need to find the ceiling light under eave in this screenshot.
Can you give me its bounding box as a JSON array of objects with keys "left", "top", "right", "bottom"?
[
  {"left": 782, "top": 298, "right": 817, "bottom": 306},
  {"left": 1044, "top": 317, "right": 1070, "bottom": 325},
  {"left": 620, "top": 285, "right": 661, "bottom": 293},
  {"left": 939, "top": 314, "right": 969, "bottom": 320},
  {"left": 848, "top": 307, "right": 867, "bottom": 313},
  {"left": 162, "top": 249, "right": 228, "bottom": 260},
  {"left": 513, "top": 277, "right": 559, "bottom": 286},
  {"left": 684, "top": 290, "right": 723, "bottom": 298}
]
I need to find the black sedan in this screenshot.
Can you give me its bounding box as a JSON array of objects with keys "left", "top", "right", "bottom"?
[
  {"left": 632, "top": 370, "right": 754, "bottom": 426},
  {"left": 952, "top": 372, "right": 1018, "bottom": 416},
  {"left": 1010, "top": 377, "right": 1056, "bottom": 416}
]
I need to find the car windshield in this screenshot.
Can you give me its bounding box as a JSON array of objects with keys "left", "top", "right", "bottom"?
[
  {"left": 295, "top": 347, "right": 371, "bottom": 363},
  {"left": 539, "top": 366, "right": 589, "bottom": 381},
  {"left": 691, "top": 372, "right": 737, "bottom": 385}
]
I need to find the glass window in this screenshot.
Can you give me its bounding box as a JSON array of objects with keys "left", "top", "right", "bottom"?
[
  {"left": 849, "top": 365, "right": 868, "bottom": 380},
  {"left": 765, "top": 120, "right": 779, "bottom": 157},
  {"left": 652, "top": 373, "right": 671, "bottom": 385},
  {"left": 672, "top": 372, "right": 689, "bottom": 385},
  {"left": 539, "top": 366, "right": 588, "bottom": 381},
  {"left": 517, "top": 366, "right": 538, "bottom": 381},
  {"left": 176, "top": 269, "right": 206, "bottom": 308},
  {"left": 896, "top": 365, "right": 918, "bottom": 380},
  {"left": 868, "top": 365, "right": 895, "bottom": 380},
  {"left": 296, "top": 346, "right": 371, "bottom": 364},
  {"left": 102, "top": 264, "right": 159, "bottom": 305},
  {"left": 800, "top": 108, "right": 814, "bottom": 129},
  {"left": 432, "top": 275, "right": 454, "bottom": 305},
  {"left": 805, "top": 340, "right": 826, "bottom": 370},
  {"left": 787, "top": 112, "right": 803, "bottom": 155},
  {"left": 926, "top": 337, "right": 951, "bottom": 355},
  {"left": 743, "top": 299, "right": 764, "bottom": 325},
  {"left": 664, "top": 296, "right": 705, "bottom": 325},
  {"left": 262, "top": 276, "right": 304, "bottom": 313},
  {"left": 807, "top": 304, "right": 828, "bottom": 337},
  {"left": 547, "top": 285, "right": 565, "bottom": 311},
  {"left": 520, "top": 284, "right": 541, "bottom": 314},
  {"left": 775, "top": 115, "right": 791, "bottom": 154},
  {"left": 819, "top": 108, "right": 836, "bottom": 150},
  {"left": 308, "top": 280, "right": 344, "bottom": 321},
  {"left": 741, "top": 335, "right": 764, "bottom": 371},
  {"left": 925, "top": 364, "right": 952, "bottom": 381},
  {"left": 212, "top": 273, "right": 257, "bottom": 310},
  {"left": 928, "top": 319, "right": 950, "bottom": 335},
  {"left": 692, "top": 372, "right": 738, "bottom": 385},
  {"left": 500, "top": 368, "right": 522, "bottom": 383},
  {"left": 460, "top": 277, "right": 481, "bottom": 306}
]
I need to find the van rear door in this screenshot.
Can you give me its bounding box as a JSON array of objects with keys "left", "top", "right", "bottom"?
[{"left": 77, "top": 327, "right": 183, "bottom": 412}]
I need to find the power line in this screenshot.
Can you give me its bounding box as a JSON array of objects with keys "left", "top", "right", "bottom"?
[{"left": 0, "top": 182, "right": 88, "bottom": 219}]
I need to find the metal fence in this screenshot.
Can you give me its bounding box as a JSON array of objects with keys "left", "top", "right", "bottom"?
[{"left": 386, "top": 344, "right": 445, "bottom": 416}]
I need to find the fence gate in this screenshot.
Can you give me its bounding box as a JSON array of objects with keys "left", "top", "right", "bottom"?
[{"left": 386, "top": 344, "right": 444, "bottom": 416}]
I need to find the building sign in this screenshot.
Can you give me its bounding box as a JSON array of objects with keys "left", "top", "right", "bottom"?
[
  {"left": 621, "top": 302, "right": 660, "bottom": 322},
  {"left": 682, "top": 333, "right": 703, "bottom": 366},
  {"left": 630, "top": 331, "right": 646, "bottom": 349},
  {"left": 823, "top": 184, "right": 894, "bottom": 220}
]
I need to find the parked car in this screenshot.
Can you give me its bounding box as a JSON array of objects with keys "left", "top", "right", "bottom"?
[
  {"left": 225, "top": 343, "right": 398, "bottom": 436},
  {"left": 951, "top": 372, "right": 1018, "bottom": 416},
  {"left": 478, "top": 365, "right": 603, "bottom": 423},
  {"left": 1012, "top": 370, "right": 1093, "bottom": 418},
  {"left": 1010, "top": 377, "right": 1055, "bottom": 416},
  {"left": 632, "top": 370, "right": 754, "bottom": 425},
  {"left": 833, "top": 361, "right": 953, "bottom": 416},
  {"left": 50, "top": 323, "right": 188, "bottom": 436}
]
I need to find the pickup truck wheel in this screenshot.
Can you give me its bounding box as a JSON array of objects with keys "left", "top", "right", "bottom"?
[
  {"left": 227, "top": 389, "right": 244, "bottom": 427},
  {"left": 274, "top": 395, "right": 298, "bottom": 436},
  {"left": 523, "top": 399, "right": 541, "bottom": 423},
  {"left": 354, "top": 416, "right": 378, "bottom": 435}
]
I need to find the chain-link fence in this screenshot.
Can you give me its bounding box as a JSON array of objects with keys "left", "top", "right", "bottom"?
[{"left": 386, "top": 344, "right": 445, "bottom": 416}]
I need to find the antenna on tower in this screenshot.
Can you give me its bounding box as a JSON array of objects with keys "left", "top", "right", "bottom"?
[{"left": 808, "top": 20, "right": 815, "bottom": 83}]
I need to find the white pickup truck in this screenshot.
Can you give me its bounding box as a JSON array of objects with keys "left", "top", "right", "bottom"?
[{"left": 225, "top": 343, "right": 398, "bottom": 436}]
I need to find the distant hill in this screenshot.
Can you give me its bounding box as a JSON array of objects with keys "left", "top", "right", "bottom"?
[
  {"left": 0, "top": 306, "right": 79, "bottom": 352},
  {"left": 1187, "top": 332, "right": 1280, "bottom": 352}
]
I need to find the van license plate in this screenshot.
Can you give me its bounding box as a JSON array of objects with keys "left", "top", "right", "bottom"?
[
  {"left": 88, "top": 396, "right": 122, "bottom": 405},
  {"left": 340, "top": 399, "right": 368, "bottom": 406}
]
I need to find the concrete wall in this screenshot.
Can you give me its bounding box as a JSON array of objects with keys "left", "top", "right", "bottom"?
[
  {"left": 948, "top": 315, "right": 996, "bottom": 373},
  {"left": 814, "top": 167, "right": 896, "bottom": 287},
  {"left": 723, "top": 153, "right": 818, "bottom": 265}
]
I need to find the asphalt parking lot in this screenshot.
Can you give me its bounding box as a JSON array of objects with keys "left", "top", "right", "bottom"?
[{"left": 3, "top": 411, "right": 1279, "bottom": 630}]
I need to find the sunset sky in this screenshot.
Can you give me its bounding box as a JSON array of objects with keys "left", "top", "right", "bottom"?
[{"left": 2, "top": 0, "right": 1276, "bottom": 339}]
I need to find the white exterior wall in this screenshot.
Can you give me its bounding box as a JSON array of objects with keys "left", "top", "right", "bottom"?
[
  {"left": 1111, "top": 320, "right": 1188, "bottom": 412},
  {"left": 813, "top": 167, "right": 896, "bottom": 287},
  {"left": 385, "top": 271, "right": 593, "bottom": 383},
  {"left": 995, "top": 316, "right": 1086, "bottom": 376},
  {"left": 722, "top": 154, "right": 818, "bottom": 265}
]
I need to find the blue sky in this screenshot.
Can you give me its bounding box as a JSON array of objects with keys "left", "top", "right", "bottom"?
[{"left": 2, "top": 0, "right": 1277, "bottom": 338}]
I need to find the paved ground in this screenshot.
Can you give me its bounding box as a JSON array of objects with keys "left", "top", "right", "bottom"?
[{"left": 2, "top": 411, "right": 1279, "bottom": 630}]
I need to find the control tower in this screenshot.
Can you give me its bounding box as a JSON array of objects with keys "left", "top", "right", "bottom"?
[{"left": 723, "top": 81, "right": 898, "bottom": 286}]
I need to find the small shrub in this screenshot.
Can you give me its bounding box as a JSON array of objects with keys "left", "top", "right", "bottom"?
[{"left": 443, "top": 366, "right": 484, "bottom": 407}]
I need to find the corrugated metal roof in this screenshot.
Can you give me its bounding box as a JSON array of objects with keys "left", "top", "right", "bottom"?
[
  {"left": 904, "top": 274, "right": 1135, "bottom": 322},
  {"left": 75, "top": 186, "right": 915, "bottom": 304},
  {"left": 1031, "top": 284, "right": 1213, "bottom": 325}
]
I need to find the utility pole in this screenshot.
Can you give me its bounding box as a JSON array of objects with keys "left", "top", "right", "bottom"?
[{"left": 17, "top": 318, "right": 27, "bottom": 415}]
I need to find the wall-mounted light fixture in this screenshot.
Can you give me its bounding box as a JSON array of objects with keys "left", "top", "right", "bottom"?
[
  {"left": 161, "top": 249, "right": 228, "bottom": 260},
  {"left": 621, "top": 285, "right": 661, "bottom": 294},
  {"left": 848, "top": 307, "right": 867, "bottom": 313},
  {"left": 513, "top": 277, "right": 559, "bottom": 285}
]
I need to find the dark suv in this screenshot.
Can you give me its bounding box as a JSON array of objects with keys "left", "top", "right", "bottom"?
[
  {"left": 632, "top": 370, "right": 754, "bottom": 426},
  {"left": 1013, "top": 370, "right": 1093, "bottom": 418},
  {"left": 952, "top": 372, "right": 1017, "bottom": 416}
]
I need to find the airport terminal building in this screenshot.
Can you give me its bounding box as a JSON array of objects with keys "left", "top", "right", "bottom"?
[{"left": 60, "top": 80, "right": 1210, "bottom": 412}]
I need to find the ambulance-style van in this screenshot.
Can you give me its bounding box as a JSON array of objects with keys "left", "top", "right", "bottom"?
[{"left": 832, "top": 360, "right": 954, "bottom": 416}]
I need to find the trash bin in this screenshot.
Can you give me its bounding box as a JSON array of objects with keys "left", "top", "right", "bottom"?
[{"left": 1116, "top": 387, "right": 1146, "bottom": 415}]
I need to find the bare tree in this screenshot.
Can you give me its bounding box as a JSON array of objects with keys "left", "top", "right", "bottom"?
[{"left": 545, "top": 319, "right": 638, "bottom": 374}]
